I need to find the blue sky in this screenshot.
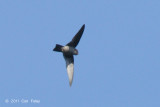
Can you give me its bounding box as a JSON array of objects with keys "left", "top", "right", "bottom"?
[{"left": 0, "top": 0, "right": 160, "bottom": 107}]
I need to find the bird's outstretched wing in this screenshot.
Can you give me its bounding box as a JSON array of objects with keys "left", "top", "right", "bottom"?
[
  {"left": 66, "top": 24, "right": 85, "bottom": 47},
  {"left": 63, "top": 54, "right": 74, "bottom": 86}
]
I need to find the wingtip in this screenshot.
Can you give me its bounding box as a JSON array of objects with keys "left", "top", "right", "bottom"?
[
  {"left": 69, "top": 78, "right": 73, "bottom": 87},
  {"left": 69, "top": 82, "right": 72, "bottom": 87},
  {"left": 82, "top": 24, "right": 85, "bottom": 28},
  {"left": 81, "top": 24, "right": 85, "bottom": 31}
]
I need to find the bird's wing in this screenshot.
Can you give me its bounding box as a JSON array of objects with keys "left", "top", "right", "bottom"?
[
  {"left": 66, "top": 24, "right": 85, "bottom": 48},
  {"left": 63, "top": 54, "right": 74, "bottom": 86}
]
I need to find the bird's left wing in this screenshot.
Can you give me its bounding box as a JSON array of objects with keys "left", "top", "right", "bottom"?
[
  {"left": 66, "top": 24, "right": 85, "bottom": 47},
  {"left": 63, "top": 54, "right": 74, "bottom": 86}
]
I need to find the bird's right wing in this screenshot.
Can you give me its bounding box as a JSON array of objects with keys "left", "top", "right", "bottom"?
[
  {"left": 63, "top": 54, "right": 74, "bottom": 86},
  {"left": 66, "top": 24, "right": 85, "bottom": 48}
]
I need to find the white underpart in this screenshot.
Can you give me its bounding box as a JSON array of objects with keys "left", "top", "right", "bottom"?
[
  {"left": 63, "top": 46, "right": 70, "bottom": 51},
  {"left": 66, "top": 61, "right": 74, "bottom": 86},
  {"left": 63, "top": 46, "right": 77, "bottom": 55}
]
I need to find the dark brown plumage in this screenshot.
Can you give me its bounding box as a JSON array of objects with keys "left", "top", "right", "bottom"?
[{"left": 53, "top": 24, "right": 85, "bottom": 86}]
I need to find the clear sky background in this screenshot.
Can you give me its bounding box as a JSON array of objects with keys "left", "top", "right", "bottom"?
[{"left": 0, "top": 0, "right": 160, "bottom": 107}]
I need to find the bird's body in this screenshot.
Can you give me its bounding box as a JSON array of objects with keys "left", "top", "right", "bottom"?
[
  {"left": 53, "top": 24, "right": 85, "bottom": 86},
  {"left": 62, "top": 46, "right": 78, "bottom": 55}
]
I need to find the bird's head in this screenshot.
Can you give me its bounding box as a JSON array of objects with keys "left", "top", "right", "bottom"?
[{"left": 74, "top": 49, "right": 78, "bottom": 55}]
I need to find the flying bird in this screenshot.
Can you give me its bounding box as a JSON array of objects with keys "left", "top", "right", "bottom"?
[{"left": 53, "top": 24, "right": 85, "bottom": 86}]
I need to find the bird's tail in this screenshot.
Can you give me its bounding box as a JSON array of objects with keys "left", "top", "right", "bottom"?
[{"left": 53, "top": 44, "right": 63, "bottom": 52}]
